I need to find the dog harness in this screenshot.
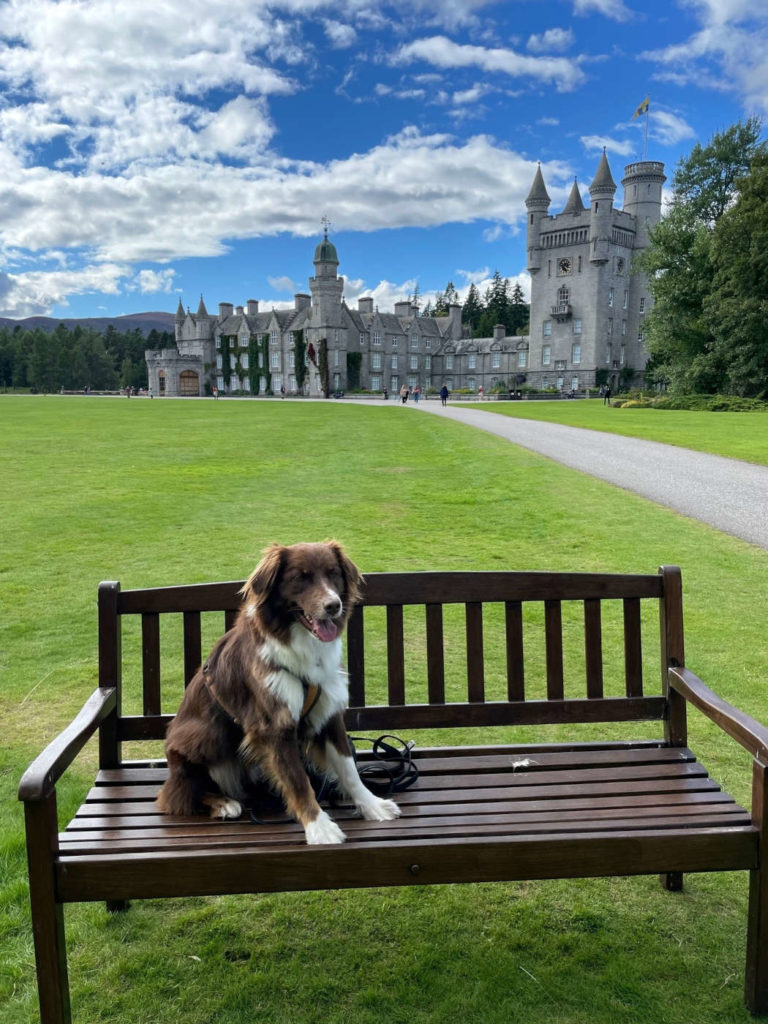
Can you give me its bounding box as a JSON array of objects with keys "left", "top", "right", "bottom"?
[{"left": 202, "top": 663, "right": 320, "bottom": 725}]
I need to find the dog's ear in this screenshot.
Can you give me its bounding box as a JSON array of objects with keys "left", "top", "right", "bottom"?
[
  {"left": 239, "top": 544, "right": 285, "bottom": 610},
  {"left": 329, "top": 540, "right": 364, "bottom": 609}
]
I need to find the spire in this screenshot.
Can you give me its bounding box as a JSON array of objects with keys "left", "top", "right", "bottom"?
[
  {"left": 525, "top": 163, "right": 551, "bottom": 208},
  {"left": 562, "top": 177, "right": 585, "bottom": 215},
  {"left": 589, "top": 148, "right": 617, "bottom": 195},
  {"left": 196, "top": 294, "right": 209, "bottom": 318},
  {"left": 175, "top": 297, "right": 185, "bottom": 321}
]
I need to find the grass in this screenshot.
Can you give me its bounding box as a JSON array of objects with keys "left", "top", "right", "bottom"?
[
  {"left": 2, "top": 394, "right": 768, "bottom": 1023},
  {"left": 455, "top": 398, "right": 768, "bottom": 466}
]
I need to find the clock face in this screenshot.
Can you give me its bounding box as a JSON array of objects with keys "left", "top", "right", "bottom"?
[{"left": 558, "top": 257, "right": 572, "bottom": 275}]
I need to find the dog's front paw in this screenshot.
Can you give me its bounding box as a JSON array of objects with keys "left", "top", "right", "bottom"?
[
  {"left": 357, "top": 795, "right": 401, "bottom": 821},
  {"left": 305, "top": 810, "right": 347, "bottom": 845},
  {"left": 207, "top": 796, "right": 242, "bottom": 819}
]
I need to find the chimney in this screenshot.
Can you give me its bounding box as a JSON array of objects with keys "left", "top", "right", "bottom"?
[
  {"left": 295, "top": 293, "right": 311, "bottom": 311},
  {"left": 235, "top": 305, "right": 244, "bottom": 316},
  {"left": 449, "top": 303, "right": 462, "bottom": 322},
  {"left": 411, "top": 303, "right": 420, "bottom": 317},
  {"left": 246, "top": 299, "right": 259, "bottom": 315},
  {"left": 394, "top": 301, "right": 412, "bottom": 317},
  {"left": 493, "top": 324, "right": 506, "bottom": 341},
  {"left": 218, "top": 302, "right": 234, "bottom": 320},
  {"left": 358, "top": 297, "right": 374, "bottom": 314}
]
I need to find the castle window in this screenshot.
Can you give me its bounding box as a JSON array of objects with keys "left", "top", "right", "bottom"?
[
  {"left": 408, "top": 375, "right": 418, "bottom": 389},
  {"left": 467, "top": 377, "right": 476, "bottom": 392},
  {"left": 543, "top": 320, "right": 552, "bottom": 337},
  {"left": 372, "top": 353, "right": 382, "bottom": 370},
  {"left": 622, "top": 320, "right": 627, "bottom": 336},
  {"left": 271, "top": 331, "right": 278, "bottom": 345},
  {"left": 572, "top": 343, "right": 581, "bottom": 364},
  {"left": 425, "top": 338, "right": 432, "bottom": 350},
  {"left": 288, "top": 351, "right": 295, "bottom": 369},
  {"left": 425, "top": 355, "right": 431, "bottom": 370},
  {"left": 623, "top": 290, "right": 628, "bottom": 309},
  {"left": 216, "top": 354, "right": 222, "bottom": 369},
  {"left": 468, "top": 353, "right": 476, "bottom": 369},
  {"left": 606, "top": 344, "right": 612, "bottom": 364},
  {"left": 242, "top": 353, "right": 249, "bottom": 370},
  {"left": 542, "top": 345, "right": 551, "bottom": 366},
  {"left": 557, "top": 285, "right": 570, "bottom": 304},
  {"left": 620, "top": 345, "right": 626, "bottom": 365},
  {"left": 270, "top": 351, "right": 280, "bottom": 369},
  {"left": 445, "top": 355, "right": 454, "bottom": 370},
  {"left": 371, "top": 375, "right": 381, "bottom": 391},
  {"left": 360, "top": 333, "right": 365, "bottom": 345},
  {"left": 517, "top": 351, "right": 527, "bottom": 368},
  {"left": 608, "top": 288, "right": 614, "bottom": 307},
  {"left": 578, "top": 255, "right": 582, "bottom": 272},
  {"left": 391, "top": 375, "right": 399, "bottom": 392},
  {"left": 410, "top": 354, "right": 419, "bottom": 370},
  {"left": 373, "top": 331, "right": 381, "bottom": 345},
  {"left": 548, "top": 260, "right": 552, "bottom": 277},
  {"left": 411, "top": 334, "right": 419, "bottom": 349},
  {"left": 392, "top": 336, "right": 398, "bottom": 348},
  {"left": 391, "top": 354, "right": 397, "bottom": 369},
  {"left": 333, "top": 349, "right": 340, "bottom": 367},
  {"left": 289, "top": 376, "right": 296, "bottom": 391},
  {"left": 607, "top": 318, "right": 613, "bottom": 336},
  {"left": 492, "top": 352, "right": 500, "bottom": 369},
  {"left": 216, "top": 337, "right": 221, "bottom": 349},
  {"left": 573, "top": 318, "right": 582, "bottom": 335},
  {"left": 639, "top": 297, "right": 646, "bottom": 314}
]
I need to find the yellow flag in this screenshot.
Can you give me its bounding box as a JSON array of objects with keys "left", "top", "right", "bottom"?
[{"left": 632, "top": 96, "right": 649, "bottom": 119}]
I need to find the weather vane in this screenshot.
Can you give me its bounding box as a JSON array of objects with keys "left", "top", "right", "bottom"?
[{"left": 321, "top": 214, "right": 332, "bottom": 238}]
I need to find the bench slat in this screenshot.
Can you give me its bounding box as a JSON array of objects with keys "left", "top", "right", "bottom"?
[
  {"left": 545, "top": 600, "right": 564, "bottom": 699},
  {"left": 386, "top": 605, "right": 405, "bottom": 705},
  {"left": 425, "top": 604, "right": 445, "bottom": 704},
  {"left": 505, "top": 601, "right": 525, "bottom": 700},
  {"left": 141, "top": 613, "right": 161, "bottom": 716},
  {"left": 624, "top": 597, "right": 644, "bottom": 696},
  {"left": 584, "top": 599, "right": 603, "bottom": 699},
  {"left": 183, "top": 611, "right": 201, "bottom": 687},
  {"left": 465, "top": 603, "right": 485, "bottom": 702},
  {"left": 346, "top": 605, "right": 365, "bottom": 706}
]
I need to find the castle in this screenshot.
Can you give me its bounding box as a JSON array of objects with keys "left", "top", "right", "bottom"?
[{"left": 146, "top": 152, "right": 664, "bottom": 397}]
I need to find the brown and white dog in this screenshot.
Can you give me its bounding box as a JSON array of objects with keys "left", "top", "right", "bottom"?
[{"left": 156, "top": 541, "right": 400, "bottom": 844}]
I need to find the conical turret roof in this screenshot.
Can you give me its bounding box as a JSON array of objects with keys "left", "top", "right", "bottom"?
[
  {"left": 196, "top": 294, "right": 209, "bottom": 317},
  {"left": 525, "top": 163, "right": 551, "bottom": 206},
  {"left": 590, "top": 149, "right": 617, "bottom": 194},
  {"left": 562, "top": 178, "right": 585, "bottom": 214},
  {"left": 175, "top": 297, "right": 185, "bottom": 321}
]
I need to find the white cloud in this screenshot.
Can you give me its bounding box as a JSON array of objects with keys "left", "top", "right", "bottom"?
[
  {"left": 393, "top": 35, "right": 587, "bottom": 92},
  {"left": 267, "top": 275, "right": 298, "bottom": 293},
  {"left": 580, "top": 134, "right": 636, "bottom": 156},
  {"left": 0, "top": 263, "right": 130, "bottom": 317},
  {"left": 133, "top": 269, "right": 176, "bottom": 294},
  {"left": 526, "top": 28, "right": 574, "bottom": 53},
  {"left": 648, "top": 109, "right": 696, "bottom": 146},
  {"left": 573, "top": 0, "right": 635, "bottom": 21},
  {"left": 323, "top": 19, "right": 357, "bottom": 48}
]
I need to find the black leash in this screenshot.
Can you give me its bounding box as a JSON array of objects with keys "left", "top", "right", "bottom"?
[{"left": 247, "top": 733, "right": 418, "bottom": 824}]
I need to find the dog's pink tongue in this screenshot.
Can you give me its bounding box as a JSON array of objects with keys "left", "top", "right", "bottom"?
[{"left": 315, "top": 619, "right": 340, "bottom": 642}]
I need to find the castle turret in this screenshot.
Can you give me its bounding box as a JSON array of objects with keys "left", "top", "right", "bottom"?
[
  {"left": 562, "top": 178, "right": 585, "bottom": 216},
  {"left": 621, "top": 161, "right": 666, "bottom": 249},
  {"left": 174, "top": 297, "right": 185, "bottom": 341},
  {"left": 309, "top": 228, "right": 344, "bottom": 328},
  {"left": 525, "top": 163, "right": 551, "bottom": 275},
  {"left": 589, "top": 149, "right": 616, "bottom": 265}
]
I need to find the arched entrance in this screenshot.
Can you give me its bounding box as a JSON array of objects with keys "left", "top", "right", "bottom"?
[{"left": 179, "top": 370, "right": 199, "bottom": 396}]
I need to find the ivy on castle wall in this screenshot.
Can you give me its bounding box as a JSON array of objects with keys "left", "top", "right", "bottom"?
[
  {"left": 248, "top": 336, "right": 260, "bottom": 394},
  {"left": 220, "top": 336, "right": 231, "bottom": 389},
  {"left": 294, "top": 330, "right": 307, "bottom": 392},
  {"left": 346, "top": 351, "right": 362, "bottom": 390},
  {"left": 260, "top": 335, "right": 272, "bottom": 394}
]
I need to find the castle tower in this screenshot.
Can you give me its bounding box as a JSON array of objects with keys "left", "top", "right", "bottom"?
[
  {"left": 174, "top": 297, "right": 185, "bottom": 342},
  {"left": 620, "top": 161, "right": 666, "bottom": 249},
  {"left": 588, "top": 149, "right": 617, "bottom": 265},
  {"left": 525, "top": 163, "right": 551, "bottom": 275},
  {"left": 309, "top": 227, "right": 344, "bottom": 329}
]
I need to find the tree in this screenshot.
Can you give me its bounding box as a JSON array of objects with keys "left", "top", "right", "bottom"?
[
  {"left": 706, "top": 151, "right": 768, "bottom": 397},
  {"left": 294, "top": 330, "right": 307, "bottom": 392},
  {"left": 638, "top": 118, "right": 765, "bottom": 393},
  {"left": 461, "top": 283, "right": 482, "bottom": 333}
]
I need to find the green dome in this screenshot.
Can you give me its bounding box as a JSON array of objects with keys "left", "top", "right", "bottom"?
[{"left": 314, "top": 235, "right": 338, "bottom": 263}]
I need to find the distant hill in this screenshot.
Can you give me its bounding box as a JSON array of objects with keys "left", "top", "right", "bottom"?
[{"left": 0, "top": 311, "right": 175, "bottom": 336}]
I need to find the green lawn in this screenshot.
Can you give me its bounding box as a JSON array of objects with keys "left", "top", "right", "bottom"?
[
  {"left": 455, "top": 398, "right": 768, "bottom": 466},
  {"left": 2, "top": 395, "right": 768, "bottom": 1024}
]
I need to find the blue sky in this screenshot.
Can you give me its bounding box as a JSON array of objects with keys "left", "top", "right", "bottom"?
[{"left": 0, "top": 0, "right": 765, "bottom": 321}]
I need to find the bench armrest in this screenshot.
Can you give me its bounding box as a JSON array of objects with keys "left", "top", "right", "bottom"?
[
  {"left": 18, "top": 687, "right": 117, "bottom": 802},
  {"left": 669, "top": 666, "right": 768, "bottom": 763}
]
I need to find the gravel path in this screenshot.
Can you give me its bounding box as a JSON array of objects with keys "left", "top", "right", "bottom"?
[{"left": 414, "top": 402, "right": 768, "bottom": 550}]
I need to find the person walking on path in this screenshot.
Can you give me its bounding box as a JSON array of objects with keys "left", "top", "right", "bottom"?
[
  {"left": 400, "top": 384, "right": 409, "bottom": 404},
  {"left": 413, "top": 384, "right": 420, "bottom": 403},
  {"left": 440, "top": 384, "right": 449, "bottom": 407},
  {"left": 603, "top": 386, "right": 611, "bottom": 406}
]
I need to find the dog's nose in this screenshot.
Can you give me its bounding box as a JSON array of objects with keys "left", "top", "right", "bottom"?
[{"left": 324, "top": 595, "right": 342, "bottom": 617}]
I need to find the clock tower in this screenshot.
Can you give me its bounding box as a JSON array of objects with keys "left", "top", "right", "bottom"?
[{"left": 525, "top": 152, "right": 664, "bottom": 392}]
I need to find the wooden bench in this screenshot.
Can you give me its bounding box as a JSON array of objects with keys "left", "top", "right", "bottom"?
[{"left": 19, "top": 565, "right": 768, "bottom": 1021}]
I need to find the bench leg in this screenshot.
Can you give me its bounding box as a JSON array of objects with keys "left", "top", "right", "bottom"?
[
  {"left": 746, "top": 761, "right": 768, "bottom": 1014},
  {"left": 25, "top": 797, "right": 72, "bottom": 1024},
  {"left": 660, "top": 872, "right": 683, "bottom": 892}
]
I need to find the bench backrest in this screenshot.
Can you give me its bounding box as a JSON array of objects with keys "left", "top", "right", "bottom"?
[{"left": 97, "top": 566, "right": 685, "bottom": 768}]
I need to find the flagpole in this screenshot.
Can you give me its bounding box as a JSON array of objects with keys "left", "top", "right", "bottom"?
[{"left": 644, "top": 102, "right": 649, "bottom": 160}]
